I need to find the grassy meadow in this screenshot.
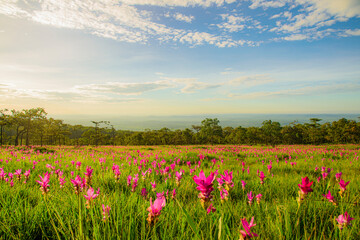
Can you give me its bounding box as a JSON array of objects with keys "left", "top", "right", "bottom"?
[{"left": 0, "top": 144, "right": 359, "bottom": 239}]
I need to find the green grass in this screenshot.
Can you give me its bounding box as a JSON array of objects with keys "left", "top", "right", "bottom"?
[{"left": 0, "top": 144, "right": 359, "bottom": 239}]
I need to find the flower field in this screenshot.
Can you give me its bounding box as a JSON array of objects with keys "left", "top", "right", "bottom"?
[{"left": 0, "top": 145, "right": 359, "bottom": 239}]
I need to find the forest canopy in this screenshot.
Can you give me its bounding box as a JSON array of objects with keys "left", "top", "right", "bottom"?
[{"left": 0, "top": 108, "right": 359, "bottom": 146}]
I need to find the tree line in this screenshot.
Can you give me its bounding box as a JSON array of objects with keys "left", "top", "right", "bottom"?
[{"left": 0, "top": 108, "right": 359, "bottom": 146}]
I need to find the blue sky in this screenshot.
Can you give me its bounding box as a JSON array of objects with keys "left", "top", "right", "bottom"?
[{"left": 0, "top": 0, "right": 359, "bottom": 116}]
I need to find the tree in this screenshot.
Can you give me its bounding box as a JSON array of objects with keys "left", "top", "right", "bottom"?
[
  {"left": 9, "top": 110, "right": 27, "bottom": 146},
  {"left": 182, "top": 128, "right": 194, "bottom": 144},
  {"left": 222, "top": 126, "right": 234, "bottom": 144},
  {"left": 0, "top": 109, "right": 9, "bottom": 146},
  {"left": 22, "top": 108, "right": 47, "bottom": 146},
  {"left": 281, "top": 122, "right": 305, "bottom": 145},
  {"left": 305, "top": 118, "right": 324, "bottom": 144},
  {"left": 91, "top": 121, "right": 109, "bottom": 146},
  {"left": 245, "top": 127, "right": 262, "bottom": 145},
  {"left": 261, "top": 120, "right": 282, "bottom": 147},
  {"left": 199, "top": 118, "right": 223, "bottom": 144},
  {"left": 229, "top": 126, "right": 247, "bottom": 144}
]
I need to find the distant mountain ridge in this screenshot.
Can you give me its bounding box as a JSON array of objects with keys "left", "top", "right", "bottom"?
[{"left": 51, "top": 114, "right": 360, "bottom": 131}]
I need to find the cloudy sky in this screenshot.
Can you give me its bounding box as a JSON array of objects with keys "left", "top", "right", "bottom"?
[{"left": 0, "top": 0, "right": 359, "bottom": 116}]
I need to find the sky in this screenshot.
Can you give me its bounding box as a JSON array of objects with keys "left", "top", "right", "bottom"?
[{"left": 0, "top": 0, "right": 360, "bottom": 118}]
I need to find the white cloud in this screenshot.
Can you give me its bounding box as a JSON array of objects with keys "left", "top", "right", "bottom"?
[
  {"left": 120, "top": 0, "right": 237, "bottom": 7},
  {"left": 74, "top": 81, "right": 175, "bottom": 96},
  {"left": 249, "top": 0, "right": 290, "bottom": 9},
  {"left": 161, "top": 77, "right": 223, "bottom": 93},
  {"left": 283, "top": 33, "right": 308, "bottom": 40},
  {"left": 0, "top": 64, "right": 61, "bottom": 73},
  {"left": 342, "top": 29, "right": 360, "bottom": 36},
  {"left": 0, "top": 0, "right": 253, "bottom": 47},
  {"left": 297, "top": 0, "right": 360, "bottom": 19},
  {"left": 229, "top": 74, "right": 274, "bottom": 86},
  {"left": 216, "top": 14, "right": 247, "bottom": 32},
  {"left": 173, "top": 13, "right": 195, "bottom": 23},
  {"left": 228, "top": 82, "right": 360, "bottom": 99},
  {"left": 0, "top": 80, "right": 174, "bottom": 103},
  {"left": 0, "top": 0, "right": 358, "bottom": 47},
  {"left": 270, "top": 0, "right": 360, "bottom": 37}
]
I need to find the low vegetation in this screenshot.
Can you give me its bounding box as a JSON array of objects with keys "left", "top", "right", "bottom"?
[{"left": 0, "top": 144, "right": 359, "bottom": 239}]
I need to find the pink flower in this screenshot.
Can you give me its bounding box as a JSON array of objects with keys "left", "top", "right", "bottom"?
[
  {"left": 0, "top": 168, "right": 7, "bottom": 180},
  {"left": 156, "top": 191, "right": 165, "bottom": 199},
  {"left": 335, "top": 172, "right": 342, "bottom": 181},
  {"left": 206, "top": 203, "right": 216, "bottom": 214},
  {"left": 172, "top": 188, "right": 176, "bottom": 199},
  {"left": 57, "top": 175, "right": 65, "bottom": 187},
  {"left": 127, "top": 175, "right": 132, "bottom": 186},
  {"left": 84, "top": 187, "right": 99, "bottom": 203},
  {"left": 71, "top": 175, "right": 85, "bottom": 194},
  {"left": 84, "top": 166, "right": 93, "bottom": 186},
  {"left": 339, "top": 179, "right": 350, "bottom": 192},
  {"left": 151, "top": 181, "right": 156, "bottom": 191},
  {"left": 76, "top": 161, "right": 82, "bottom": 170},
  {"left": 175, "top": 171, "right": 183, "bottom": 185},
  {"left": 258, "top": 171, "right": 265, "bottom": 184},
  {"left": 23, "top": 169, "right": 31, "bottom": 183},
  {"left": 298, "top": 177, "right": 313, "bottom": 194},
  {"left": 247, "top": 191, "right": 254, "bottom": 205},
  {"left": 37, "top": 172, "right": 50, "bottom": 195},
  {"left": 131, "top": 174, "right": 139, "bottom": 192},
  {"left": 193, "top": 170, "right": 215, "bottom": 199},
  {"left": 322, "top": 190, "right": 337, "bottom": 205},
  {"left": 14, "top": 169, "right": 22, "bottom": 181},
  {"left": 339, "top": 179, "right": 350, "bottom": 196},
  {"left": 322, "top": 172, "right": 328, "bottom": 180},
  {"left": 220, "top": 188, "right": 229, "bottom": 202},
  {"left": 336, "top": 212, "right": 354, "bottom": 230},
  {"left": 217, "top": 177, "right": 224, "bottom": 190},
  {"left": 114, "top": 168, "right": 121, "bottom": 181},
  {"left": 147, "top": 196, "right": 166, "bottom": 224},
  {"left": 141, "top": 188, "right": 148, "bottom": 198},
  {"left": 193, "top": 170, "right": 215, "bottom": 209},
  {"left": 102, "top": 204, "right": 111, "bottom": 222},
  {"left": 239, "top": 217, "right": 258, "bottom": 239},
  {"left": 298, "top": 176, "right": 313, "bottom": 204},
  {"left": 256, "top": 193, "right": 262, "bottom": 204},
  {"left": 241, "top": 180, "right": 246, "bottom": 191},
  {"left": 220, "top": 170, "right": 234, "bottom": 189}
]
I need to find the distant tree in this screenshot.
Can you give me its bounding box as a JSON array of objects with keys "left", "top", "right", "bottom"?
[
  {"left": 182, "top": 128, "right": 194, "bottom": 144},
  {"left": 245, "top": 127, "right": 262, "bottom": 145},
  {"left": 9, "top": 110, "right": 26, "bottom": 146},
  {"left": 199, "top": 118, "right": 223, "bottom": 144},
  {"left": 192, "top": 125, "right": 201, "bottom": 133},
  {"left": 304, "top": 118, "right": 324, "bottom": 144},
  {"left": 22, "top": 108, "right": 47, "bottom": 146},
  {"left": 281, "top": 121, "right": 305, "bottom": 145},
  {"left": 261, "top": 120, "right": 282, "bottom": 147},
  {"left": 326, "top": 118, "right": 360, "bottom": 143},
  {"left": 0, "top": 109, "right": 9, "bottom": 146},
  {"left": 91, "top": 121, "right": 109, "bottom": 146},
  {"left": 222, "top": 126, "right": 234, "bottom": 144},
  {"left": 229, "top": 126, "right": 247, "bottom": 144}
]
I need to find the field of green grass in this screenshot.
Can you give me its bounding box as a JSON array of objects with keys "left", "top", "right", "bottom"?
[{"left": 0, "top": 145, "right": 359, "bottom": 239}]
